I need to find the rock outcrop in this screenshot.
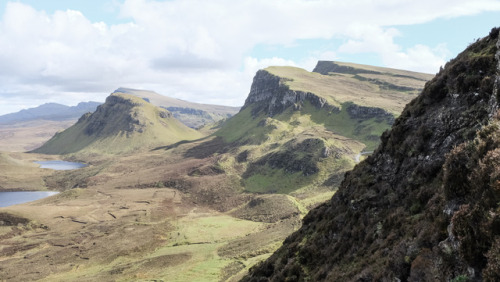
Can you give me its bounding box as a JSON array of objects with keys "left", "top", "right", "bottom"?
[
  {"left": 242, "top": 70, "right": 331, "bottom": 116},
  {"left": 346, "top": 103, "right": 395, "bottom": 124},
  {"left": 313, "top": 60, "right": 380, "bottom": 75},
  {"left": 244, "top": 27, "right": 500, "bottom": 281}
]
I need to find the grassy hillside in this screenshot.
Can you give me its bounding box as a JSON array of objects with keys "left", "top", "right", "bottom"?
[
  {"left": 212, "top": 62, "right": 432, "bottom": 195},
  {"left": 266, "top": 64, "right": 432, "bottom": 115},
  {"left": 33, "top": 93, "right": 203, "bottom": 155}
]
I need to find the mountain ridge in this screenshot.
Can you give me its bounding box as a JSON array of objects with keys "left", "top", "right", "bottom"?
[
  {"left": 115, "top": 87, "right": 240, "bottom": 128},
  {"left": 0, "top": 101, "right": 101, "bottom": 124},
  {"left": 244, "top": 27, "right": 500, "bottom": 282}
]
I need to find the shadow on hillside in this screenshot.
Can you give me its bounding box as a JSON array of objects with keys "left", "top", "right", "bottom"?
[
  {"left": 183, "top": 136, "right": 231, "bottom": 159},
  {"left": 151, "top": 139, "right": 199, "bottom": 151},
  {"left": 151, "top": 136, "right": 231, "bottom": 159}
]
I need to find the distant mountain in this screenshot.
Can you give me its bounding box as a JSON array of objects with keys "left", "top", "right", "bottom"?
[
  {"left": 244, "top": 28, "right": 500, "bottom": 282},
  {"left": 115, "top": 88, "right": 240, "bottom": 128},
  {"left": 33, "top": 93, "right": 203, "bottom": 155},
  {"left": 0, "top": 102, "right": 101, "bottom": 124}
]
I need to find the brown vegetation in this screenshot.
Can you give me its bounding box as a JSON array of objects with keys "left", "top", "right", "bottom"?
[{"left": 244, "top": 27, "right": 500, "bottom": 281}]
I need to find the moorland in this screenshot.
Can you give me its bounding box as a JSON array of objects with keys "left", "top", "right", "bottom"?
[{"left": 0, "top": 61, "right": 433, "bottom": 281}]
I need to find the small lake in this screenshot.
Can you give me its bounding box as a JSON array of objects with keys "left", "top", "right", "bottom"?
[
  {"left": 0, "top": 191, "right": 59, "bottom": 207},
  {"left": 35, "top": 160, "right": 87, "bottom": 170}
]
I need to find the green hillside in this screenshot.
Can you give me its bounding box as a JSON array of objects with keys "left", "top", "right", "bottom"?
[
  {"left": 33, "top": 92, "right": 203, "bottom": 155},
  {"left": 267, "top": 63, "right": 432, "bottom": 115},
  {"left": 209, "top": 62, "right": 432, "bottom": 195}
]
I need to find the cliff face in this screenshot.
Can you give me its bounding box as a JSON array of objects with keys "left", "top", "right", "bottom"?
[
  {"left": 243, "top": 70, "right": 330, "bottom": 116},
  {"left": 244, "top": 28, "right": 500, "bottom": 281},
  {"left": 82, "top": 94, "right": 173, "bottom": 137},
  {"left": 313, "top": 60, "right": 380, "bottom": 75},
  {"left": 210, "top": 64, "right": 430, "bottom": 196}
]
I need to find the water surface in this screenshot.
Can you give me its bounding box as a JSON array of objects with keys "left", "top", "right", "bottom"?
[
  {"left": 35, "top": 160, "right": 87, "bottom": 170},
  {"left": 0, "top": 191, "right": 59, "bottom": 207}
]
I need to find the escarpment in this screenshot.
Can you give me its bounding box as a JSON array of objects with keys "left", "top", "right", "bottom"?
[
  {"left": 206, "top": 62, "right": 432, "bottom": 195},
  {"left": 244, "top": 27, "right": 500, "bottom": 281},
  {"left": 243, "top": 70, "right": 331, "bottom": 116}
]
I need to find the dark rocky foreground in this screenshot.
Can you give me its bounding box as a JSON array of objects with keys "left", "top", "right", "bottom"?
[{"left": 244, "top": 28, "right": 500, "bottom": 281}]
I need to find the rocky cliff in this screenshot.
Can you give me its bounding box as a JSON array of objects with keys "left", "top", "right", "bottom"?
[
  {"left": 244, "top": 27, "right": 500, "bottom": 281},
  {"left": 242, "top": 70, "right": 331, "bottom": 117},
  {"left": 206, "top": 63, "right": 431, "bottom": 196}
]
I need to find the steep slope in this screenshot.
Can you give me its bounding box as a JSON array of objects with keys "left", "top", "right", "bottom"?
[
  {"left": 206, "top": 63, "right": 432, "bottom": 195},
  {"left": 244, "top": 28, "right": 500, "bottom": 281},
  {"left": 0, "top": 102, "right": 101, "bottom": 124},
  {"left": 116, "top": 87, "right": 240, "bottom": 128},
  {"left": 32, "top": 93, "right": 203, "bottom": 155}
]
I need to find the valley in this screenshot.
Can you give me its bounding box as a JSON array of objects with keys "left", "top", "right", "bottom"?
[{"left": 0, "top": 61, "right": 432, "bottom": 281}]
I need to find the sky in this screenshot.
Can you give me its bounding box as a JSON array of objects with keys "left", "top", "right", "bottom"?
[{"left": 0, "top": 0, "right": 500, "bottom": 115}]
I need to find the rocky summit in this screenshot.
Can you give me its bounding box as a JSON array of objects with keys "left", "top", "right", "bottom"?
[{"left": 244, "top": 27, "right": 500, "bottom": 281}]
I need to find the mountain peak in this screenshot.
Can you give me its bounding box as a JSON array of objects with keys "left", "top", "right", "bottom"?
[{"left": 33, "top": 92, "right": 202, "bottom": 155}]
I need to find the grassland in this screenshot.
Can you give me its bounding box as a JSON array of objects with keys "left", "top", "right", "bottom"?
[
  {"left": 265, "top": 65, "right": 432, "bottom": 115},
  {"left": 0, "top": 146, "right": 305, "bottom": 281}
]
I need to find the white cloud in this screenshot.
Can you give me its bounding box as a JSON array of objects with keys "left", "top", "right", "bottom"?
[
  {"left": 244, "top": 57, "right": 297, "bottom": 76},
  {"left": 0, "top": 0, "right": 499, "bottom": 114},
  {"left": 338, "top": 25, "right": 449, "bottom": 73}
]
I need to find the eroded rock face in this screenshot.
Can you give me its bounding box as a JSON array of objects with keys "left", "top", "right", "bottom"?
[
  {"left": 243, "top": 70, "right": 331, "bottom": 116},
  {"left": 244, "top": 28, "right": 500, "bottom": 282},
  {"left": 313, "top": 60, "right": 380, "bottom": 75},
  {"left": 346, "top": 103, "right": 395, "bottom": 124},
  {"left": 81, "top": 94, "right": 171, "bottom": 137}
]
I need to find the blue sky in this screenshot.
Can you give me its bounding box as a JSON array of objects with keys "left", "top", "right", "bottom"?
[{"left": 0, "top": 0, "right": 500, "bottom": 115}]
